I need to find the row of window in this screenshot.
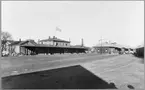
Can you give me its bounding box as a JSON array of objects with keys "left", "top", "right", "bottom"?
[
  {"left": 97, "top": 49, "right": 119, "bottom": 52},
  {"left": 55, "top": 42, "right": 69, "bottom": 46},
  {"left": 97, "top": 49, "right": 108, "bottom": 52},
  {"left": 40, "top": 41, "right": 70, "bottom": 46}
]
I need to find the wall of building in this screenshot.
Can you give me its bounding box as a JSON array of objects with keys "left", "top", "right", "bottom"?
[
  {"left": 53, "top": 41, "right": 70, "bottom": 46},
  {"left": 42, "top": 41, "right": 53, "bottom": 45},
  {"left": 40, "top": 40, "right": 70, "bottom": 47},
  {"left": 9, "top": 45, "right": 20, "bottom": 55},
  {"left": 13, "top": 45, "right": 20, "bottom": 54},
  {"left": 20, "top": 46, "right": 26, "bottom": 54},
  {"left": 94, "top": 47, "right": 120, "bottom": 54}
]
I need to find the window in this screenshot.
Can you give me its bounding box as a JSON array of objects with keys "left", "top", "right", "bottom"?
[{"left": 56, "top": 43, "right": 58, "bottom": 46}]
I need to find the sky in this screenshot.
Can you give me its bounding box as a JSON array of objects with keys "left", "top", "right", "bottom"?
[{"left": 2, "top": 1, "right": 144, "bottom": 48}]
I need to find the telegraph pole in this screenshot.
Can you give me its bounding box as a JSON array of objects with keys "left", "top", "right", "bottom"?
[
  {"left": 100, "top": 36, "right": 102, "bottom": 54},
  {"left": 99, "top": 36, "right": 104, "bottom": 54}
]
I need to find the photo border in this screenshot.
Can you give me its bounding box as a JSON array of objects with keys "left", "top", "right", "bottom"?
[{"left": 0, "top": 0, "right": 144, "bottom": 90}]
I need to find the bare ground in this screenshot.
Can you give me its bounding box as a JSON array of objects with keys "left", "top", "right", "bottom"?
[
  {"left": 81, "top": 54, "right": 144, "bottom": 89},
  {"left": 1, "top": 54, "right": 144, "bottom": 89}
]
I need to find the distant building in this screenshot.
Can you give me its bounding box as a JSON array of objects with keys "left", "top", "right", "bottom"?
[
  {"left": 93, "top": 42, "right": 132, "bottom": 54},
  {"left": 93, "top": 43, "right": 121, "bottom": 54},
  {"left": 38, "top": 36, "right": 70, "bottom": 47}
]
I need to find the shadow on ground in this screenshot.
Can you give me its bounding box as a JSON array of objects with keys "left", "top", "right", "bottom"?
[{"left": 2, "top": 65, "right": 117, "bottom": 89}]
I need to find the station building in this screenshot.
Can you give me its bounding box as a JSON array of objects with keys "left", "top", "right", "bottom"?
[{"left": 8, "top": 37, "right": 88, "bottom": 56}]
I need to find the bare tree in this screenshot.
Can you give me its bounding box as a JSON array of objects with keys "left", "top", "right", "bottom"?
[{"left": 1, "top": 31, "right": 13, "bottom": 55}]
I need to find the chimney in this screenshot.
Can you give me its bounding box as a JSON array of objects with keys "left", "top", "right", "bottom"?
[
  {"left": 49, "top": 36, "right": 51, "bottom": 39},
  {"left": 53, "top": 36, "right": 55, "bottom": 39},
  {"left": 19, "top": 39, "right": 21, "bottom": 41},
  {"left": 81, "top": 38, "right": 84, "bottom": 47}
]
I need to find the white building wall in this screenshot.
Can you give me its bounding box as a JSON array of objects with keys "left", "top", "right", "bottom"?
[
  {"left": 21, "top": 47, "right": 25, "bottom": 54},
  {"left": 41, "top": 40, "right": 70, "bottom": 46},
  {"left": 15, "top": 45, "right": 20, "bottom": 53}
]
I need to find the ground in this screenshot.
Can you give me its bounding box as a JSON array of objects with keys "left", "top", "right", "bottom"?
[
  {"left": 81, "top": 54, "right": 144, "bottom": 89},
  {"left": 1, "top": 53, "right": 144, "bottom": 89}
]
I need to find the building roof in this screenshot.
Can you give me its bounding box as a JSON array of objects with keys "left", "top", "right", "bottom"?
[
  {"left": 39, "top": 37, "right": 70, "bottom": 43},
  {"left": 9, "top": 41, "right": 23, "bottom": 45},
  {"left": 21, "top": 44, "right": 88, "bottom": 49},
  {"left": 93, "top": 42, "right": 133, "bottom": 49},
  {"left": 1, "top": 40, "right": 15, "bottom": 44},
  {"left": 9, "top": 40, "right": 37, "bottom": 46},
  {"left": 93, "top": 42, "right": 125, "bottom": 49}
]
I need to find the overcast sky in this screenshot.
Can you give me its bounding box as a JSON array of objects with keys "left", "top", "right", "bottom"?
[{"left": 2, "top": 1, "right": 144, "bottom": 47}]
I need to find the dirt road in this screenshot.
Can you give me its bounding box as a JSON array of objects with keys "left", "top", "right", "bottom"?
[{"left": 82, "top": 54, "right": 144, "bottom": 89}]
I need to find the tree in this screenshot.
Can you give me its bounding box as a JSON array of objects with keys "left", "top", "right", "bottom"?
[{"left": 1, "top": 31, "right": 13, "bottom": 55}]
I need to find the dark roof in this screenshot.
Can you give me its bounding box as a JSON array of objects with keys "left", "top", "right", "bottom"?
[
  {"left": 21, "top": 44, "right": 88, "bottom": 49},
  {"left": 9, "top": 40, "right": 37, "bottom": 46},
  {"left": 9, "top": 41, "right": 25, "bottom": 46},
  {"left": 39, "top": 38, "right": 70, "bottom": 43},
  {"left": 26, "top": 40, "right": 37, "bottom": 45},
  {"left": 93, "top": 43, "right": 133, "bottom": 49}
]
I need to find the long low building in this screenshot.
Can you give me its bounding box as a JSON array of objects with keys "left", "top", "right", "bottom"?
[
  {"left": 92, "top": 42, "right": 134, "bottom": 54},
  {"left": 8, "top": 37, "right": 89, "bottom": 56}
]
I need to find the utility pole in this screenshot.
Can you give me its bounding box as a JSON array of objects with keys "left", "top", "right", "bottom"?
[
  {"left": 99, "top": 36, "right": 103, "bottom": 54},
  {"left": 101, "top": 36, "right": 102, "bottom": 54}
]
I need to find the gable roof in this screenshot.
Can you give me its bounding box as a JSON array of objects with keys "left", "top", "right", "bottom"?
[{"left": 9, "top": 40, "right": 37, "bottom": 46}]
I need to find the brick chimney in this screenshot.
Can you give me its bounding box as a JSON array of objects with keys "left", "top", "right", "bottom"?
[
  {"left": 81, "top": 38, "right": 84, "bottom": 47},
  {"left": 53, "top": 36, "right": 55, "bottom": 39}
]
